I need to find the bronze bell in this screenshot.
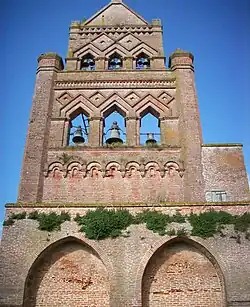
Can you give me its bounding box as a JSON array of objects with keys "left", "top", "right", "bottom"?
[
  {"left": 72, "top": 126, "right": 85, "bottom": 144},
  {"left": 106, "top": 121, "right": 123, "bottom": 145},
  {"left": 146, "top": 133, "right": 157, "bottom": 145}
]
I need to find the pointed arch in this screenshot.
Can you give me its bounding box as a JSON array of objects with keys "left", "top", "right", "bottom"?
[
  {"left": 100, "top": 93, "right": 134, "bottom": 118},
  {"left": 23, "top": 236, "right": 111, "bottom": 307},
  {"left": 136, "top": 52, "right": 151, "bottom": 69},
  {"left": 73, "top": 44, "right": 100, "bottom": 58},
  {"left": 136, "top": 236, "right": 226, "bottom": 307},
  {"left": 105, "top": 44, "right": 130, "bottom": 58},
  {"left": 80, "top": 53, "right": 95, "bottom": 71},
  {"left": 135, "top": 94, "right": 170, "bottom": 118},
  {"left": 60, "top": 94, "right": 97, "bottom": 119},
  {"left": 132, "top": 42, "right": 158, "bottom": 57}
]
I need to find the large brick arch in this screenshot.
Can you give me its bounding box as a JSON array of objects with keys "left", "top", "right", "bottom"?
[
  {"left": 23, "top": 236, "right": 110, "bottom": 307},
  {"left": 140, "top": 237, "right": 226, "bottom": 307}
]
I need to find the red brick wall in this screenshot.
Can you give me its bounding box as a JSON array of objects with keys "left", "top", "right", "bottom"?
[
  {"left": 142, "top": 242, "right": 224, "bottom": 307},
  {"left": 23, "top": 241, "right": 109, "bottom": 307},
  {"left": 42, "top": 149, "right": 184, "bottom": 203},
  {"left": 202, "top": 145, "right": 250, "bottom": 201}
]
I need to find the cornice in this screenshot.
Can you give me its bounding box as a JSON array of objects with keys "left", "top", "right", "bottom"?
[
  {"left": 54, "top": 79, "right": 176, "bottom": 89},
  {"left": 5, "top": 201, "right": 250, "bottom": 208}
]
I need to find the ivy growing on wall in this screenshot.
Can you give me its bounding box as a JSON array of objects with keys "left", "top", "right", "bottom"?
[{"left": 3, "top": 209, "right": 250, "bottom": 241}]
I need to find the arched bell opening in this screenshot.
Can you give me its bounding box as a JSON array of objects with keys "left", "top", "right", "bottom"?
[
  {"left": 141, "top": 237, "right": 226, "bottom": 307},
  {"left": 139, "top": 106, "right": 160, "bottom": 145},
  {"left": 103, "top": 104, "right": 126, "bottom": 145},
  {"left": 108, "top": 52, "right": 123, "bottom": 70},
  {"left": 80, "top": 53, "right": 95, "bottom": 71},
  {"left": 136, "top": 52, "right": 150, "bottom": 69},
  {"left": 23, "top": 236, "right": 110, "bottom": 307},
  {"left": 67, "top": 107, "right": 89, "bottom": 146}
]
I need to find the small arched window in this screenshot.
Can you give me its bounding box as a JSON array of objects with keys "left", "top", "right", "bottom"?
[
  {"left": 136, "top": 53, "right": 150, "bottom": 69},
  {"left": 103, "top": 105, "right": 126, "bottom": 145},
  {"left": 140, "top": 107, "right": 160, "bottom": 145},
  {"left": 68, "top": 109, "right": 89, "bottom": 146},
  {"left": 108, "top": 53, "right": 123, "bottom": 70},
  {"left": 80, "top": 53, "right": 95, "bottom": 71}
]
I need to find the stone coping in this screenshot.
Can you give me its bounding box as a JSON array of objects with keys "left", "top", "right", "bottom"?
[{"left": 5, "top": 202, "right": 250, "bottom": 208}]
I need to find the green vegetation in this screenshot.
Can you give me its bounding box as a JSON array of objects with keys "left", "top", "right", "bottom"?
[
  {"left": 28, "top": 211, "right": 70, "bottom": 231},
  {"left": 3, "top": 211, "right": 70, "bottom": 232},
  {"left": 3, "top": 212, "right": 26, "bottom": 226},
  {"left": 74, "top": 208, "right": 133, "bottom": 240},
  {"left": 3, "top": 209, "right": 250, "bottom": 241},
  {"left": 189, "top": 211, "right": 250, "bottom": 238}
]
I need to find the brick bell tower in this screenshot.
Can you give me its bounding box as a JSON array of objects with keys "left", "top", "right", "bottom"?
[
  {"left": 1, "top": 1, "right": 250, "bottom": 307},
  {"left": 17, "top": 0, "right": 248, "bottom": 205},
  {"left": 17, "top": 0, "right": 207, "bottom": 205}
]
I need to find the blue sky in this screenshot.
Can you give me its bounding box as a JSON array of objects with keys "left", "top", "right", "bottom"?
[{"left": 1, "top": 0, "right": 250, "bottom": 237}]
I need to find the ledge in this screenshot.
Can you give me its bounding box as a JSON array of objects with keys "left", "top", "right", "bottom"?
[
  {"left": 5, "top": 201, "right": 250, "bottom": 208},
  {"left": 202, "top": 143, "right": 243, "bottom": 147},
  {"left": 48, "top": 146, "right": 182, "bottom": 151}
]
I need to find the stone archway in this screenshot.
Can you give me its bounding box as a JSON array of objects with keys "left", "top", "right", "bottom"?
[
  {"left": 142, "top": 238, "right": 225, "bottom": 307},
  {"left": 23, "top": 237, "right": 110, "bottom": 307}
]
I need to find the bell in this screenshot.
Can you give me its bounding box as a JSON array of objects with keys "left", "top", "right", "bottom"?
[
  {"left": 72, "top": 126, "right": 85, "bottom": 144},
  {"left": 106, "top": 121, "right": 123, "bottom": 145},
  {"left": 144, "top": 58, "right": 150, "bottom": 68},
  {"left": 146, "top": 133, "right": 157, "bottom": 145},
  {"left": 137, "top": 58, "right": 143, "bottom": 65},
  {"left": 88, "top": 59, "right": 95, "bottom": 66}
]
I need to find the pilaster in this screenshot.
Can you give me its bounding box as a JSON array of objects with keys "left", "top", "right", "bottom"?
[
  {"left": 170, "top": 49, "right": 205, "bottom": 201},
  {"left": 88, "top": 117, "right": 103, "bottom": 146},
  {"left": 160, "top": 117, "right": 180, "bottom": 146},
  {"left": 18, "top": 53, "right": 64, "bottom": 202},
  {"left": 126, "top": 117, "right": 139, "bottom": 146}
]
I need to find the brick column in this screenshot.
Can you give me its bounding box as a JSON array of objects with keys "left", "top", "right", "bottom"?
[
  {"left": 49, "top": 118, "right": 66, "bottom": 147},
  {"left": 18, "top": 53, "right": 64, "bottom": 202},
  {"left": 126, "top": 117, "right": 139, "bottom": 146},
  {"left": 151, "top": 56, "right": 166, "bottom": 69},
  {"left": 95, "top": 57, "right": 105, "bottom": 70},
  {"left": 124, "top": 56, "right": 133, "bottom": 69},
  {"left": 170, "top": 49, "right": 205, "bottom": 201},
  {"left": 88, "top": 117, "right": 103, "bottom": 146},
  {"left": 160, "top": 117, "right": 180, "bottom": 146},
  {"left": 65, "top": 57, "right": 78, "bottom": 70}
]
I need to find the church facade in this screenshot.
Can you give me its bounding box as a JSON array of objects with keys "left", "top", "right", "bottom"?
[{"left": 0, "top": 1, "right": 249, "bottom": 306}]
